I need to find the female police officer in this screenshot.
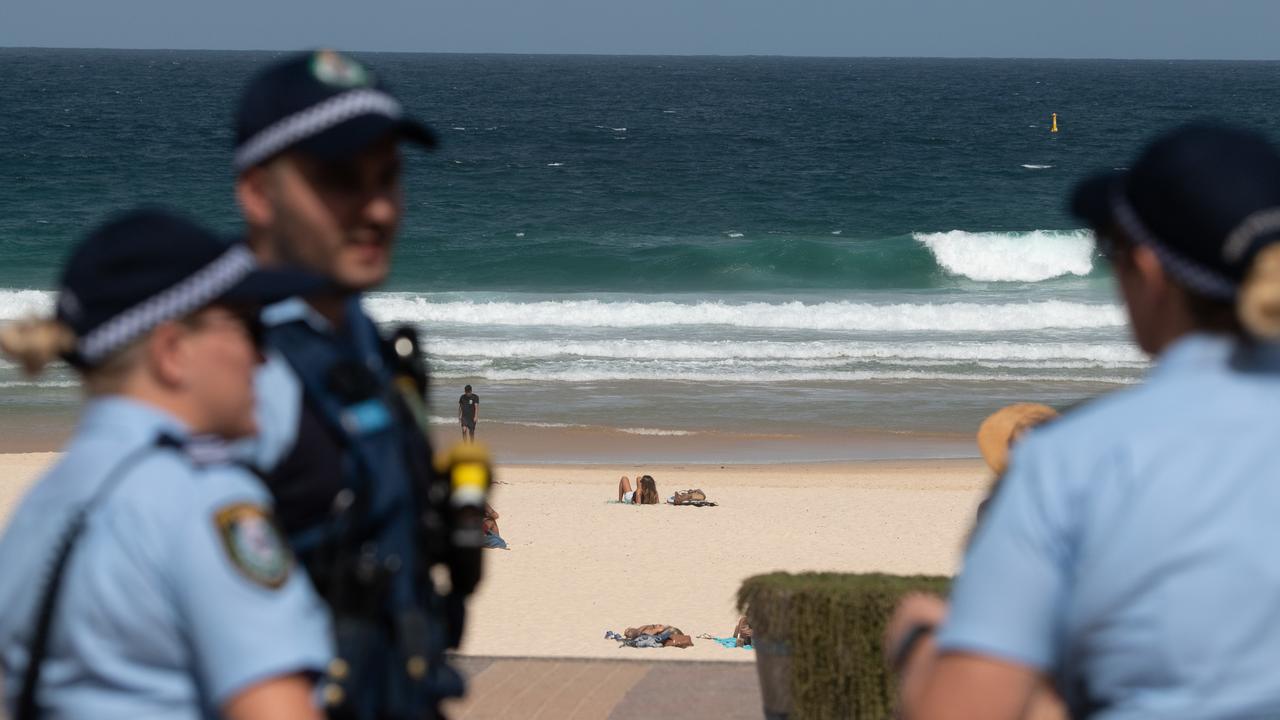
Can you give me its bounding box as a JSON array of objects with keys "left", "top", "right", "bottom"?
[
  {"left": 887, "top": 125, "right": 1280, "bottom": 719},
  {"left": 0, "top": 209, "right": 332, "bottom": 719}
]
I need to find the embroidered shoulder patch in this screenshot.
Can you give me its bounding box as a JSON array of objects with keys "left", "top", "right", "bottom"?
[
  {"left": 311, "top": 49, "right": 371, "bottom": 88},
  {"left": 214, "top": 503, "right": 291, "bottom": 589}
]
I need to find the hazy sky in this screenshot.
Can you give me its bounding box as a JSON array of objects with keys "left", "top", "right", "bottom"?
[{"left": 4, "top": 0, "right": 1278, "bottom": 59}]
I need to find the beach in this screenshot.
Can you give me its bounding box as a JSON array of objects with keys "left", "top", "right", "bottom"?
[{"left": 0, "top": 447, "right": 989, "bottom": 663}]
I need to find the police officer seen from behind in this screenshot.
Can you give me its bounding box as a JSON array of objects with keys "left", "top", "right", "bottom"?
[
  {"left": 233, "top": 51, "right": 489, "bottom": 719},
  {"left": 887, "top": 124, "right": 1280, "bottom": 718},
  {"left": 0, "top": 209, "right": 331, "bottom": 719}
]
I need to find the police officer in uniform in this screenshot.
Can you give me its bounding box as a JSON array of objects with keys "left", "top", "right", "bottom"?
[
  {"left": 887, "top": 125, "right": 1280, "bottom": 718},
  {"left": 0, "top": 209, "right": 332, "bottom": 719},
  {"left": 232, "top": 51, "right": 487, "bottom": 718}
]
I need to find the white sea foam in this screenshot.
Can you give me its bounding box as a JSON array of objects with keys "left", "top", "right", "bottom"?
[
  {"left": 366, "top": 295, "right": 1125, "bottom": 332},
  {"left": 0, "top": 289, "right": 56, "bottom": 319},
  {"left": 546, "top": 162, "right": 564, "bottom": 167},
  {"left": 426, "top": 338, "right": 1144, "bottom": 366},
  {"left": 0, "top": 288, "right": 1125, "bottom": 337},
  {"left": 913, "top": 229, "right": 1095, "bottom": 282},
  {"left": 433, "top": 366, "right": 1136, "bottom": 385},
  {"left": 0, "top": 380, "right": 78, "bottom": 388},
  {"left": 727, "top": 231, "right": 744, "bottom": 238},
  {"left": 618, "top": 427, "right": 695, "bottom": 436},
  {"left": 1021, "top": 164, "right": 1053, "bottom": 169}
]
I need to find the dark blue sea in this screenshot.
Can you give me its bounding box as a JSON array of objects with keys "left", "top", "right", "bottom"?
[{"left": 2, "top": 49, "right": 1278, "bottom": 454}]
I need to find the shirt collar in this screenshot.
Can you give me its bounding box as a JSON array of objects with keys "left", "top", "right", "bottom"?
[
  {"left": 1151, "top": 332, "right": 1280, "bottom": 378},
  {"left": 77, "top": 396, "right": 192, "bottom": 445},
  {"left": 262, "top": 296, "right": 333, "bottom": 332}
]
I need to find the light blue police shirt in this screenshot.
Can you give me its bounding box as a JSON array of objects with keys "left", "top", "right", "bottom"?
[
  {"left": 938, "top": 333, "right": 1280, "bottom": 718},
  {"left": 0, "top": 397, "right": 332, "bottom": 719}
]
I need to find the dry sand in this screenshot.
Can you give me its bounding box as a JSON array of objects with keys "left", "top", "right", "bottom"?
[
  {"left": 0, "top": 453, "right": 59, "bottom": 527},
  {"left": 0, "top": 453, "right": 990, "bottom": 663},
  {"left": 462, "top": 459, "right": 988, "bottom": 661}
]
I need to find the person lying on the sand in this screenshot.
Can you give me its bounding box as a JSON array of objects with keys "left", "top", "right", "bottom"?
[{"left": 616, "top": 474, "right": 659, "bottom": 504}]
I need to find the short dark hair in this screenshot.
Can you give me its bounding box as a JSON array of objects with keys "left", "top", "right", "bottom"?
[{"left": 464, "top": 384, "right": 472, "bottom": 392}]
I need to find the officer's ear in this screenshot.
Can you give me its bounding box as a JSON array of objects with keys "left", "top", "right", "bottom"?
[
  {"left": 145, "top": 321, "right": 190, "bottom": 389},
  {"left": 236, "top": 165, "right": 275, "bottom": 233}
]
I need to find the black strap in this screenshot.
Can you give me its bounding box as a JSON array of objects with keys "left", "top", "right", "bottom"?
[{"left": 15, "top": 437, "right": 180, "bottom": 720}]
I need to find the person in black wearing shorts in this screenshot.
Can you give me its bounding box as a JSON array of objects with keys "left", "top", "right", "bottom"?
[{"left": 458, "top": 385, "right": 479, "bottom": 442}]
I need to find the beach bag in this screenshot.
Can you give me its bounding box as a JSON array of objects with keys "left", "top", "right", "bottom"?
[
  {"left": 666, "top": 633, "right": 694, "bottom": 648},
  {"left": 671, "top": 489, "right": 707, "bottom": 505}
]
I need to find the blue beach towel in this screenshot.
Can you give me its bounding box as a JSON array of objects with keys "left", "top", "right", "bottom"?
[{"left": 708, "top": 636, "right": 752, "bottom": 650}]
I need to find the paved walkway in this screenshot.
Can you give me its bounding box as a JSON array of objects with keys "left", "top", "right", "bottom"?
[{"left": 444, "top": 656, "right": 764, "bottom": 720}]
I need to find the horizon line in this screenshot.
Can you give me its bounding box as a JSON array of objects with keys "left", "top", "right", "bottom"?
[{"left": 2, "top": 44, "right": 1279, "bottom": 63}]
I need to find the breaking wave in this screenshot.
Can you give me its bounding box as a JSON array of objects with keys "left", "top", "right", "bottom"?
[{"left": 914, "top": 230, "right": 1095, "bottom": 283}]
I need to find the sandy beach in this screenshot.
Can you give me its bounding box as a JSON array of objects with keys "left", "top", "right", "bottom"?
[{"left": 0, "top": 451, "right": 988, "bottom": 663}]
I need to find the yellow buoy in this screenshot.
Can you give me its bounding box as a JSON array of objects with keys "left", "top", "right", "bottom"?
[{"left": 1051, "top": 113, "right": 1059, "bottom": 133}]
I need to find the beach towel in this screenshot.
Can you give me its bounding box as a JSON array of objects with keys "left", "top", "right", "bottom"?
[{"left": 696, "top": 633, "right": 754, "bottom": 650}]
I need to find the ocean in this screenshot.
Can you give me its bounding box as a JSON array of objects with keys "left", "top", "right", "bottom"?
[{"left": 2, "top": 49, "right": 1278, "bottom": 455}]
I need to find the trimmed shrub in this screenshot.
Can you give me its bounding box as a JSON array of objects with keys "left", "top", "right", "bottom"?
[{"left": 738, "top": 572, "right": 950, "bottom": 720}]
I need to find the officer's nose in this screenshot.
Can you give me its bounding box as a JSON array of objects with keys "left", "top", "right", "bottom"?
[{"left": 363, "top": 190, "right": 399, "bottom": 229}]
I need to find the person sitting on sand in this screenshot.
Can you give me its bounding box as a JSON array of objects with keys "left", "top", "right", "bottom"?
[
  {"left": 617, "top": 474, "right": 659, "bottom": 504},
  {"left": 482, "top": 503, "right": 507, "bottom": 549},
  {"left": 733, "top": 616, "right": 753, "bottom": 647}
]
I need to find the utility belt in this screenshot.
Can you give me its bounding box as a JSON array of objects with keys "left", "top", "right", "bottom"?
[{"left": 266, "top": 315, "right": 491, "bottom": 720}]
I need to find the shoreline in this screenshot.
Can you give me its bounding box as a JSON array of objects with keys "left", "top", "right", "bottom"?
[{"left": 0, "top": 408, "right": 981, "bottom": 462}]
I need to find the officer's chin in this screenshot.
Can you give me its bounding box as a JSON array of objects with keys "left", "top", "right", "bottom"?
[{"left": 335, "top": 249, "right": 391, "bottom": 291}]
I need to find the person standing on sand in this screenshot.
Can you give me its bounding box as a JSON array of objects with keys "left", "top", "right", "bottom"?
[
  {"left": 458, "top": 384, "right": 479, "bottom": 442},
  {"left": 0, "top": 210, "right": 331, "bottom": 720},
  {"left": 885, "top": 124, "right": 1280, "bottom": 719}
]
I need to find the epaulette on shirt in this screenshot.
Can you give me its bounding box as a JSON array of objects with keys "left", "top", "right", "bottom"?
[{"left": 177, "top": 435, "right": 243, "bottom": 468}]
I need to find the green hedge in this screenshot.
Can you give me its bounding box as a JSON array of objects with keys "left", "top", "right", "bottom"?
[{"left": 738, "top": 572, "right": 950, "bottom": 720}]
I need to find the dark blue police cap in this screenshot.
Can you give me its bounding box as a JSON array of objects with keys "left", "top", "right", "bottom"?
[
  {"left": 57, "top": 208, "right": 326, "bottom": 367},
  {"left": 1071, "top": 123, "right": 1280, "bottom": 299},
  {"left": 233, "top": 49, "right": 437, "bottom": 173}
]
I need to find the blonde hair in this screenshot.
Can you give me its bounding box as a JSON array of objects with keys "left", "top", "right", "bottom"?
[
  {"left": 0, "top": 318, "right": 75, "bottom": 376},
  {"left": 0, "top": 317, "right": 142, "bottom": 394},
  {"left": 1239, "top": 244, "right": 1280, "bottom": 340}
]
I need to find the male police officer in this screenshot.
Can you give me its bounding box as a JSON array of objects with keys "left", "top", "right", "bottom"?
[{"left": 231, "top": 51, "right": 477, "bottom": 719}]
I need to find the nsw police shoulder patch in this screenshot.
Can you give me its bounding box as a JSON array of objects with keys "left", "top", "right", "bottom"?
[
  {"left": 311, "top": 49, "right": 371, "bottom": 88},
  {"left": 214, "top": 503, "right": 292, "bottom": 589}
]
